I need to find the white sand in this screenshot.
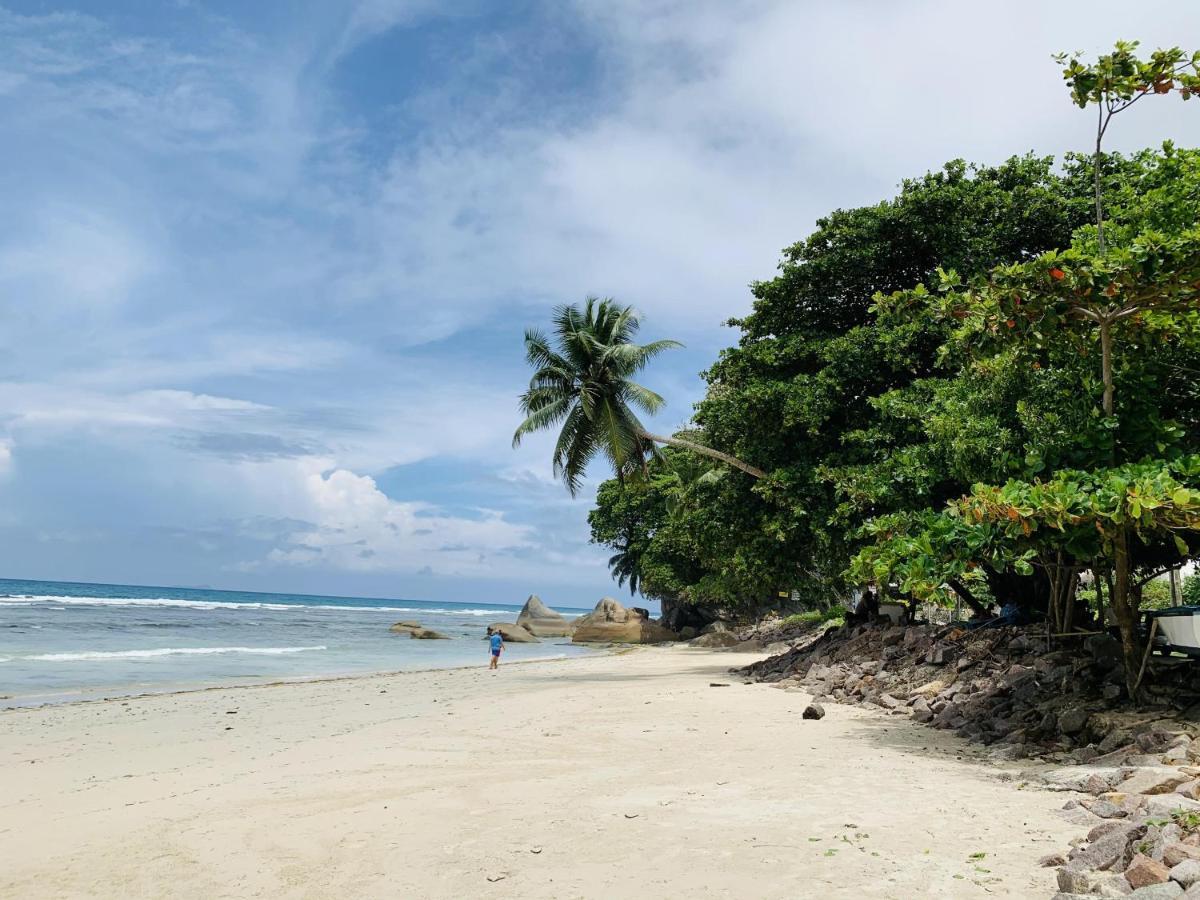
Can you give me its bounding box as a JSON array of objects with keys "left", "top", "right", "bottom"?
[{"left": 0, "top": 647, "right": 1075, "bottom": 898}]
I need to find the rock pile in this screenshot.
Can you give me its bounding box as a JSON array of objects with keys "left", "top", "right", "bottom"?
[
  {"left": 1037, "top": 734, "right": 1200, "bottom": 898},
  {"left": 740, "top": 622, "right": 1200, "bottom": 762}
]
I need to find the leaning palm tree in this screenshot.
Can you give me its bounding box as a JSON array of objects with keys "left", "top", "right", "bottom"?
[{"left": 512, "top": 297, "right": 764, "bottom": 495}]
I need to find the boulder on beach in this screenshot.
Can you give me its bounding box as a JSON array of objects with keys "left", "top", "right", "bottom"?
[
  {"left": 690, "top": 630, "right": 740, "bottom": 648},
  {"left": 389, "top": 621, "right": 423, "bottom": 634},
  {"left": 571, "top": 597, "right": 679, "bottom": 644},
  {"left": 487, "top": 623, "right": 540, "bottom": 643},
  {"left": 515, "top": 594, "right": 574, "bottom": 638}
]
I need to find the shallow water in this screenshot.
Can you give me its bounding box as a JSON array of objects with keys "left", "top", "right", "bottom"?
[{"left": 0, "top": 578, "right": 592, "bottom": 706}]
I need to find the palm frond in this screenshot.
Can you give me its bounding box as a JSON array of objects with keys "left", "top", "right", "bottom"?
[
  {"left": 622, "top": 380, "right": 666, "bottom": 416},
  {"left": 513, "top": 395, "right": 573, "bottom": 447}
]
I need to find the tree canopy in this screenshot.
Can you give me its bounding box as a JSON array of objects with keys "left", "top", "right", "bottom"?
[
  {"left": 527, "top": 43, "right": 1200, "bottom": 702},
  {"left": 586, "top": 144, "right": 1200, "bottom": 628}
]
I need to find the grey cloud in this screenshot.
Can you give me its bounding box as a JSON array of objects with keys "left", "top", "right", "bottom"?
[{"left": 174, "top": 431, "right": 321, "bottom": 461}]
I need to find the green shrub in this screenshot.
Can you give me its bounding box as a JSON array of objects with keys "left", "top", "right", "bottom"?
[
  {"left": 1141, "top": 577, "right": 1174, "bottom": 611},
  {"left": 1184, "top": 574, "right": 1200, "bottom": 606},
  {"left": 780, "top": 607, "right": 846, "bottom": 629}
]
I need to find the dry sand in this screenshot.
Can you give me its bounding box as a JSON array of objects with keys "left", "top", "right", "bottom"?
[{"left": 0, "top": 646, "right": 1076, "bottom": 899}]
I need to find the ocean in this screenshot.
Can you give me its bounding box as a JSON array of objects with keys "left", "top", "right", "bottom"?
[{"left": 0, "top": 578, "right": 594, "bottom": 707}]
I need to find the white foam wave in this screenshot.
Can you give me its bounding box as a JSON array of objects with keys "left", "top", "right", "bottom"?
[
  {"left": 24, "top": 646, "right": 327, "bottom": 661},
  {"left": 0, "top": 595, "right": 519, "bottom": 616}
]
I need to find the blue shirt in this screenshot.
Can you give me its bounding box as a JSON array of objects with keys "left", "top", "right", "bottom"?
[{"left": 490, "top": 633, "right": 503, "bottom": 652}]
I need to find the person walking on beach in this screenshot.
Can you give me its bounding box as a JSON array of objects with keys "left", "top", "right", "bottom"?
[{"left": 488, "top": 628, "right": 504, "bottom": 670}]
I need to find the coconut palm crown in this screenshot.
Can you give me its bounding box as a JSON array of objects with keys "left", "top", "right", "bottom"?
[{"left": 513, "top": 297, "right": 764, "bottom": 496}]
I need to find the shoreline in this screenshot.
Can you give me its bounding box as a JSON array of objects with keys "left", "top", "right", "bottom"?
[
  {"left": 0, "top": 644, "right": 1074, "bottom": 898},
  {"left": 0, "top": 646, "right": 606, "bottom": 712}
]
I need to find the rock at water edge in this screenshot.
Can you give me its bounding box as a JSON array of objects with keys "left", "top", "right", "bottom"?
[
  {"left": 487, "top": 623, "right": 540, "bottom": 643},
  {"left": 515, "top": 595, "right": 573, "bottom": 638}
]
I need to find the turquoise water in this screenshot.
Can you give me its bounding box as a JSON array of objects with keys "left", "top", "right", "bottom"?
[{"left": 0, "top": 578, "right": 592, "bottom": 707}]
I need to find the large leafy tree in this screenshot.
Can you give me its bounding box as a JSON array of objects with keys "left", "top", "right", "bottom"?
[
  {"left": 689, "top": 155, "right": 1098, "bottom": 605},
  {"left": 513, "top": 298, "right": 764, "bottom": 496},
  {"left": 849, "top": 43, "right": 1200, "bottom": 696}
]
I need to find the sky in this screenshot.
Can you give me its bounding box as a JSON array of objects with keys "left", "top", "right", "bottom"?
[{"left": 1, "top": 1, "right": 1199, "bottom": 608}]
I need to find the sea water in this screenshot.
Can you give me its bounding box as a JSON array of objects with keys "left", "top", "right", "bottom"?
[{"left": 0, "top": 578, "right": 593, "bottom": 707}]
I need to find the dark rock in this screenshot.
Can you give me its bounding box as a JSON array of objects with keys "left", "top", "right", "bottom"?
[
  {"left": 690, "top": 630, "right": 740, "bottom": 649},
  {"left": 925, "top": 645, "right": 951, "bottom": 666},
  {"left": 1059, "top": 706, "right": 1090, "bottom": 735},
  {"left": 1138, "top": 730, "right": 1182, "bottom": 754},
  {"left": 1086, "top": 800, "right": 1128, "bottom": 819},
  {"left": 1089, "top": 820, "right": 1138, "bottom": 843},
  {"left": 408, "top": 628, "right": 449, "bottom": 640},
  {"left": 802, "top": 704, "right": 825, "bottom": 720},
  {"left": 1073, "top": 825, "right": 1146, "bottom": 872},
  {"left": 911, "top": 698, "right": 933, "bottom": 723}
]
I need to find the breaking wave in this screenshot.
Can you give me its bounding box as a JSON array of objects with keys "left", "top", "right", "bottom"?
[
  {"left": 23, "top": 646, "right": 328, "bottom": 662},
  {"left": 0, "top": 595, "right": 516, "bottom": 616}
]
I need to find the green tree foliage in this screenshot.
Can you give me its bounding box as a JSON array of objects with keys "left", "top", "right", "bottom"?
[
  {"left": 579, "top": 47, "right": 1200, "bottom": 651},
  {"left": 688, "top": 155, "right": 1100, "bottom": 605},
  {"left": 852, "top": 43, "right": 1200, "bottom": 692},
  {"left": 861, "top": 457, "right": 1200, "bottom": 696},
  {"left": 588, "top": 145, "right": 1200, "bottom": 620},
  {"left": 588, "top": 443, "right": 783, "bottom": 614},
  {"left": 1183, "top": 573, "right": 1200, "bottom": 606},
  {"left": 1055, "top": 41, "right": 1200, "bottom": 252}
]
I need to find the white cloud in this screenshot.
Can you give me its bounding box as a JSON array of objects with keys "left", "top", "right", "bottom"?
[{"left": 246, "top": 463, "right": 534, "bottom": 575}]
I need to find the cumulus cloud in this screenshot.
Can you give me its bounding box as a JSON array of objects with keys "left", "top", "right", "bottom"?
[{"left": 247, "top": 465, "right": 534, "bottom": 575}]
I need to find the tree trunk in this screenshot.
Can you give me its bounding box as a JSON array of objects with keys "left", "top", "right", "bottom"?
[
  {"left": 1110, "top": 526, "right": 1143, "bottom": 701},
  {"left": 1100, "top": 318, "right": 1115, "bottom": 418},
  {"left": 946, "top": 578, "right": 991, "bottom": 618},
  {"left": 1094, "top": 105, "right": 1107, "bottom": 254},
  {"left": 639, "top": 430, "right": 766, "bottom": 479}
]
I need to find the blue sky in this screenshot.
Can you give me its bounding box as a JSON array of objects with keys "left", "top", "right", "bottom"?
[{"left": 2, "top": 1, "right": 1199, "bottom": 608}]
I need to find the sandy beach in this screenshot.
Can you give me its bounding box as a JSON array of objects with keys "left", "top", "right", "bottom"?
[{"left": 1, "top": 647, "right": 1075, "bottom": 899}]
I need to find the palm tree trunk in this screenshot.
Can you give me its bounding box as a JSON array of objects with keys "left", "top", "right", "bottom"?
[{"left": 638, "top": 430, "right": 765, "bottom": 479}]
